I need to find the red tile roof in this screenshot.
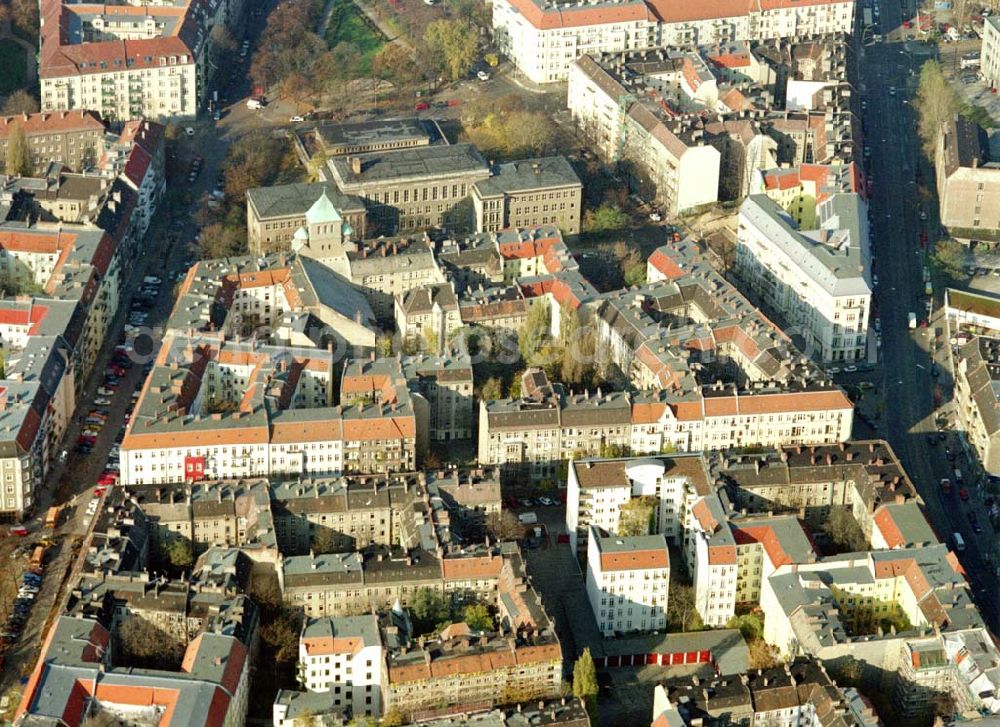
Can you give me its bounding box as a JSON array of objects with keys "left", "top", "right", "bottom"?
[{"left": 0, "top": 110, "right": 105, "bottom": 138}]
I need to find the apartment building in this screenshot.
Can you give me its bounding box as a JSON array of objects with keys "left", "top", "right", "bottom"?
[
  {"left": 494, "top": 0, "right": 854, "bottom": 84},
  {"left": 246, "top": 182, "right": 367, "bottom": 256},
  {"left": 585, "top": 527, "right": 670, "bottom": 636},
  {"left": 470, "top": 157, "right": 583, "bottom": 234},
  {"left": 730, "top": 514, "right": 816, "bottom": 606},
  {"left": 954, "top": 336, "right": 1000, "bottom": 477},
  {"left": 753, "top": 162, "right": 865, "bottom": 229},
  {"left": 385, "top": 626, "right": 563, "bottom": 721},
  {"left": 168, "top": 253, "right": 378, "bottom": 352},
  {"left": 279, "top": 545, "right": 506, "bottom": 618},
  {"left": 757, "top": 545, "right": 1000, "bottom": 720},
  {"left": 39, "top": 0, "right": 248, "bottom": 120},
  {"left": 935, "top": 114, "right": 1000, "bottom": 235},
  {"left": 120, "top": 339, "right": 417, "bottom": 486},
  {"left": 565, "top": 455, "right": 711, "bottom": 555},
  {"left": 394, "top": 282, "right": 461, "bottom": 353},
  {"left": 686, "top": 494, "right": 738, "bottom": 627},
  {"left": 0, "top": 110, "right": 106, "bottom": 173},
  {"left": 981, "top": 16, "right": 1000, "bottom": 90},
  {"left": 0, "top": 218, "right": 140, "bottom": 521},
  {"left": 652, "top": 659, "right": 879, "bottom": 727},
  {"left": 327, "top": 144, "right": 490, "bottom": 234},
  {"left": 479, "top": 369, "right": 634, "bottom": 480},
  {"left": 296, "top": 615, "right": 385, "bottom": 720},
  {"left": 737, "top": 193, "right": 871, "bottom": 362},
  {"left": 567, "top": 55, "right": 720, "bottom": 215},
  {"left": 18, "top": 614, "right": 254, "bottom": 726},
  {"left": 128, "top": 468, "right": 499, "bottom": 555},
  {"left": 343, "top": 236, "right": 446, "bottom": 319},
  {"left": 402, "top": 353, "right": 476, "bottom": 442}
]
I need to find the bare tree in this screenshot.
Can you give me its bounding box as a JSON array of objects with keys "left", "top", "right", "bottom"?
[{"left": 486, "top": 511, "right": 523, "bottom": 541}]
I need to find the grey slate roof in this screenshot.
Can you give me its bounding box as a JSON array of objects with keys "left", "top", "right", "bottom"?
[
  {"left": 472, "top": 156, "right": 582, "bottom": 198},
  {"left": 740, "top": 193, "right": 871, "bottom": 297},
  {"left": 246, "top": 181, "right": 365, "bottom": 220}
]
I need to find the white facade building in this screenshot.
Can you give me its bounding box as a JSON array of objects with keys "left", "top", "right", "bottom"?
[
  {"left": 41, "top": 40, "right": 199, "bottom": 120},
  {"left": 567, "top": 56, "right": 721, "bottom": 215},
  {"left": 736, "top": 193, "right": 871, "bottom": 363},
  {"left": 566, "top": 455, "right": 710, "bottom": 555},
  {"left": 495, "top": 0, "right": 855, "bottom": 84},
  {"left": 686, "top": 494, "right": 739, "bottom": 627},
  {"left": 982, "top": 16, "right": 1000, "bottom": 89},
  {"left": 298, "top": 615, "right": 385, "bottom": 720},
  {"left": 586, "top": 526, "right": 670, "bottom": 636}
]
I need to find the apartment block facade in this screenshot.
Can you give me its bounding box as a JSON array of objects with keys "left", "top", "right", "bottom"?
[
  {"left": 0, "top": 111, "right": 106, "bottom": 173},
  {"left": 494, "top": 0, "right": 855, "bottom": 84},
  {"left": 737, "top": 193, "right": 871, "bottom": 362},
  {"left": 585, "top": 527, "right": 670, "bottom": 636}
]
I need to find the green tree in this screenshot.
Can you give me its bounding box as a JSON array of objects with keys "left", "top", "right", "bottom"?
[
  {"left": 463, "top": 603, "right": 493, "bottom": 631},
  {"left": 508, "top": 371, "right": 523, "bottom": 398},
  {"left": 932, "top": 239, "right": 968, "bottom": 281},
  {"left": 480, "top": 376, "right": 503, "bottom": 401},
  {"left": 165, "top": 538, "right": 194, "bottom": 570},
  {"left": 822, "top": 507, "right": 868, "bottom": 553},
  {"left": 726, "top": 613, "right": 765, "bottom": 642},
  {"left": 410, "top": 587, "right": 450, "bottom": 635},
  {"left": 306, "top": 149, "right": 328, "bottom": 183},
  {"left": 261, "top": 612, "right": 301, "bottom": 664},
  {"left": 373, "top": 43, "right": 418, "bottom": 85},
  {"left": 558, "top": 304, "right": 597, "bottom": 387},
  {"left": 4, "top": 122, "right": 32, "bottom": 176},
  {"left": 311, "top": 527, "right": 339, "bottom": 555},
  {"left": 518, "top": 300, "right": 551, "bottom": 365},
  {"left": 381, "top": 710, "right": 405, "bottom": 727},
  {"left": 583, "top": 203, "right": 628, "bottom": 234},
  {"left": 572, "top": 648, "right": 598, "bottom": 718},
  {"left": 916, "top": 59, "right": 958, "bottom": 158},
  {"left": 667, "top": 580, "right": 703, "bottom": 632},
  {"left": 424, "top": 20, "right": 478, "bottom": 81},
  {"left": 618, "top": 496, "right": 656, "bottom": 536},
  {"left": 422, "top": 325, "right": 440, "bottom": 354},
  {"left": 376, "top": 334, "right": 394, "bottom": 358}
]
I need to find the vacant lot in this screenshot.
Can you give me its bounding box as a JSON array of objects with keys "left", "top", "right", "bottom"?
[
  {"left": 325, "top": 0, "right": 386, "bottom": 75},
  {"left": 0, "top": 40, "right": 27, "bottom": 94}
]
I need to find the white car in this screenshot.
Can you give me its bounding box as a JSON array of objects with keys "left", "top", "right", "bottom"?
[
  {"left": 290, "top": 115, "right": 305, "bottom": 122},
  {"left": 649, "top": 212, "right": 662, "bottom": 222},
  {"left": 476, "top": 70, "right": 491, "bottom": 81},
  {"left": 185, "top": 127, "right": 195, "bottom": 136}
]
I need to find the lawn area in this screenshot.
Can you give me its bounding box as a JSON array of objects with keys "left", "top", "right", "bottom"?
[
  {"left": 0, "top": 40, "right": 27, "bottom": 95},
  {"left": 325, "top": 0, "right": 386, "bottom": 76}
]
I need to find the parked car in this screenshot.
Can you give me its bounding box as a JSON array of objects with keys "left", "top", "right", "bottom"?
[{"left": 97, "top": 387, "right": 115, "bottom": 396}]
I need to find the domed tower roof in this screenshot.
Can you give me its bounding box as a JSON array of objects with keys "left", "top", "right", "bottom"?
[{"left": 305, "top": 190, "right": 341, "bottom": 225}]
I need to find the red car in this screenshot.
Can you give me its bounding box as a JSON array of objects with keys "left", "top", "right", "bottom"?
[
  {"left": 98, "top": 474, "right": 117, "bottom": 486},
  {"left": 959, "top": 488, "right": 970, "bottom": 501},
  {"left": 414, "top": 102, "right": 429, "bottom": 111},
  {"left": 9, "top": 526, "right": 28, "bottom": 537}
]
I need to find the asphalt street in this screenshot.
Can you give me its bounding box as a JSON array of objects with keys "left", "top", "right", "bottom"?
[{"left": 865, "top": 15, "right": 1000, "bottom": 629}]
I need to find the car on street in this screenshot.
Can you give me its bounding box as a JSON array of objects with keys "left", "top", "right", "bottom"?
[
  {"left": 477, "top": 70, "right": 491, "bottom": 81},
  {"left": 98, "top": 387, "right": 116, "bottom": 396},
  {"left": 290, "top": 115, "right": 305, "bottom": 122},
  {"left": 649, "top": 212, "right": 662, "bottom": 222}
]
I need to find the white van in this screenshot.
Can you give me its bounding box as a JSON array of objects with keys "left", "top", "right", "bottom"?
[
  {"left": 246, "top": 98, "right": 263, "bottom": 110},
  {"left": 517, "top": 512, "right": 538, "bottom": 525}
]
